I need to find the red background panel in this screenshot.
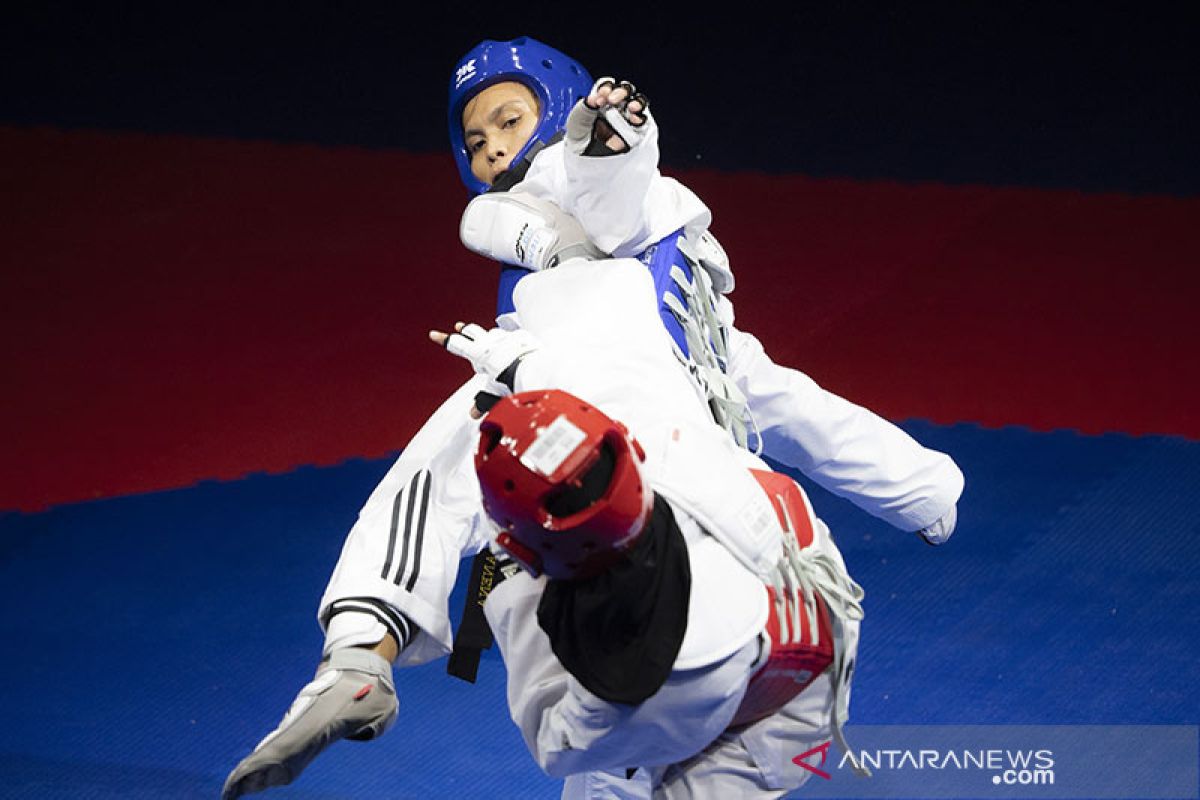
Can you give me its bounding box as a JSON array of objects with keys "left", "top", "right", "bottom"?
[
  {"left": 685, "top": 170, "right": 1200, "bottom": 440},
  {"left": 3, "top": 128, "right": 1198, "bottom": 511}
]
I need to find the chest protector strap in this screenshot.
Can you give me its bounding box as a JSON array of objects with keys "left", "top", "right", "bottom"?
[
  {"left": 639, "top": 230, "right": 750, "bottom": 448},
  {"left": 729, "top": 471, "right": 833, "bottom": 728},
  {"left": 729, "top": 470, "right": 871, "bottom": 775}
]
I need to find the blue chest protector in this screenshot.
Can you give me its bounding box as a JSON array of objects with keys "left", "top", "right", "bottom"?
[
  {"left": 495, "top": 229, "right": 696, "bottom": 357},
  {"left": 494, "top": 229, "right": 750, "bottom": 448}
]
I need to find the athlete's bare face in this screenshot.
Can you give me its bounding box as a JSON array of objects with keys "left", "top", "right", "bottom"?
[{"left": 461, "top": 82, "right": 541, "bottom": 186}]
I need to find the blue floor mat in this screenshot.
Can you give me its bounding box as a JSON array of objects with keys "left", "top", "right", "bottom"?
[{"left": 1, "top": 423, "right": 1197, "bottom": 798}]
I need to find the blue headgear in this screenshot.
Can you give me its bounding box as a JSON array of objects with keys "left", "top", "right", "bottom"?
[{"left": 448, "top": 37, "right": 593, "bottom": 195}]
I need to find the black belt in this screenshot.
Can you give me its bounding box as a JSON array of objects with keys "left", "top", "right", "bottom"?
[{"left": 447, "top": 550, "right": 506, "bottom": 682}]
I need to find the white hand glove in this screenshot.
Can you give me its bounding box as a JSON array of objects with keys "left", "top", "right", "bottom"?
[
  {"left": 442, "top": 323, "right": 540, "bottom": 397},
  {"left": 918, "top": 505, "right": 958, "bottom": 546},
  {"left": 222, "top": 648, "right": 397, "bottom": 799},
  {"left": 564, "top": 77, "right": 650, "bottom": 156}
]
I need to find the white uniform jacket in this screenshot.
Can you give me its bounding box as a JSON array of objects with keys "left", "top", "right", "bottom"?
[{"left": 318, "top": 109, "right": 962, "bottom": 670}]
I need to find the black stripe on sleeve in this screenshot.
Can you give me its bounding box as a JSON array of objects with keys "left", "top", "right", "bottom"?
[
  {"left": 403, "top": 473, "right": 433, "bottom": 591},
  {"left": 392, "top": 472, "right": 422, "bottom": 585},
  {"left": 380, "top": 481, "right": 408, "bottom": 580},
  {"left": 327, "top": 597, "right": 414, "bottom": 650}
]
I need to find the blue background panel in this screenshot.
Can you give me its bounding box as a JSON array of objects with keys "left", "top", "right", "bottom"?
[{"left": 1, "top": 423, "right": 1197, "bottom": 797}]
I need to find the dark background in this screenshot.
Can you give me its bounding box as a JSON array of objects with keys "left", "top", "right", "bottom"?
[
  {"left": 3, "top": 2, "right": 1196, "bottom": 194},
  {"left": 3, "top": 2, "right": 1198, "bottom": 512}
]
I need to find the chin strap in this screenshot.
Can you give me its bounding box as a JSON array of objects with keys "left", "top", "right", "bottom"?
[{"left": 488, "top": 132, "right": 564, "bottom": 192}]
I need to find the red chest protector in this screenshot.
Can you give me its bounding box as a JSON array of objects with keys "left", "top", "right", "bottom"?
[{"left": 728, "top": 470, "right": 835, "bottom": 728}]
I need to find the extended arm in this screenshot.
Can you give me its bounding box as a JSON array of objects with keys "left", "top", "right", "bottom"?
[{"left": 515, "top": 78, "right": 710, "bottom": 258}]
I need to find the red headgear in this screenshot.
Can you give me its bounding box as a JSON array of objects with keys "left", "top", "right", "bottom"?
[{"left": 475, "top": 389, "right": 652, "bottom": 580}]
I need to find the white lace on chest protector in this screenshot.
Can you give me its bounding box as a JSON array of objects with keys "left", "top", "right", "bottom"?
[{"left": 662, "top": 232, "right": 756, "bottom": 451}]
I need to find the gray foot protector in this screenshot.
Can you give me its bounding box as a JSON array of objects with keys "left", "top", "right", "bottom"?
[{"left": 222, "top": 648, "right": 398, "bottom": 799}]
